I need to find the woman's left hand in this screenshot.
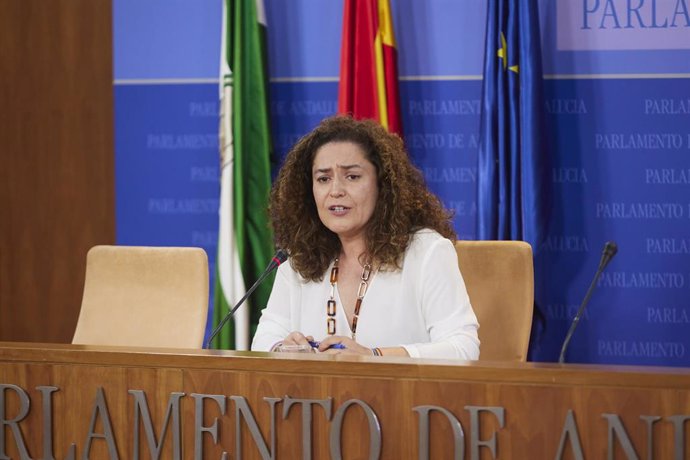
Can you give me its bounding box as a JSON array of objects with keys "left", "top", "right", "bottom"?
[{"left": 318, "top": 335, "right": 372, "bottom": 355}]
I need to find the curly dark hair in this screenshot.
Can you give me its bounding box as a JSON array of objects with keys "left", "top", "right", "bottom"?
[{"left": 270, "top": 115, "right": 456, "bottom": 281}]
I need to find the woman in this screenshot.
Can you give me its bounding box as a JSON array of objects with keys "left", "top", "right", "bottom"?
[{"left": 251, "top": 116, "right": 479, "bottom": 359}]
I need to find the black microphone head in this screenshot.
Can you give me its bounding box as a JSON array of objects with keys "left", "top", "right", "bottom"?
[
  {"left": 598, "top": 241, "right": 618, "bottom": 271},
  {"left": 603, "top": 241, "right": 618, "bottom": 258},
  {"left": 274, "top": 249, "right": 288, "bottom": 265}
]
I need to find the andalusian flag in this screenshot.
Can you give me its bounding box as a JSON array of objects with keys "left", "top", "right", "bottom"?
[
  {"left": 213, "top": 0, "right": 274, "bottom": 350},
  {"left": 338, "top": 0, "right": 403, "bottom": 136}
]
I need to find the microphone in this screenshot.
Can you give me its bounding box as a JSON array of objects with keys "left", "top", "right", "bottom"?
[
  {"left": 205, "top": 249, "right": 288, "bottom": 349},
  {"left": 558, "top": 241, "right": 618, "bottom": 364}
]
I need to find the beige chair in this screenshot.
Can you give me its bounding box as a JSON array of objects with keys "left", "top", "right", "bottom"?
[
  {"left": 455, "top": 241, "right": 534, "bottom": 362},
  {"left": 72, "top": 245, "right": 209, "bottom": 348}
]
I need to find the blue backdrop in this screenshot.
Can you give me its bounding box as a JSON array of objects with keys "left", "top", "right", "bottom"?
[{"left": 114, "top": 0, "right": 690, "bottom": 366}]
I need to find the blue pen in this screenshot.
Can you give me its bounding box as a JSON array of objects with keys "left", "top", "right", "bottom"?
[{"left": 308, "top": 340, "right": 346, "bottom": 350}]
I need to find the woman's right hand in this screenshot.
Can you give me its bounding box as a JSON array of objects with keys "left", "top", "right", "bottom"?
[{"left": 282, "top": 331, "right": 314, "bottom": 346}]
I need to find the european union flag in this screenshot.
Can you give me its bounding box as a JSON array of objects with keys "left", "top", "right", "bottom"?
[{"left": 478, "top": 0, "right": 551, "bottom": 357}]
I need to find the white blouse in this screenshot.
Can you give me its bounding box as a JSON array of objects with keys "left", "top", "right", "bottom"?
[{"left": 251, "top": 229, "right": 480, "bottom": 360}]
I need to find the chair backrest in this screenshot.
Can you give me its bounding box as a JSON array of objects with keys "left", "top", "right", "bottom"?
[
  {"left": 72, "top": 245, "right": 209, "bottom": 348},
  {"left": 454, "top": 240, "right": 534, "bottom": 362}
]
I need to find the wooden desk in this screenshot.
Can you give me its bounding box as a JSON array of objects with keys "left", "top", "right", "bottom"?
[{"left": 0, "top": 342, "right": 688, "bottom": 459}]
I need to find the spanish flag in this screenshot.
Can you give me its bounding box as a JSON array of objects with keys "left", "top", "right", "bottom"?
[{"left": 338, "top": 0, "right": 403, "bottom": 136}]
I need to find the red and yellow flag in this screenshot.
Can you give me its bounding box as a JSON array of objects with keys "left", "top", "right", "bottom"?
[{"left": 338, "top": 0, "right": 403, "bottom": 136}]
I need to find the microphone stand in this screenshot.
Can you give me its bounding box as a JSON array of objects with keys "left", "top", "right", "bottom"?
[
  {"left": 558, "top": 242, "right": 618, "bottom": 364},
  {"left": 205, "top": 250, "right": 287, "bottom": 349}
]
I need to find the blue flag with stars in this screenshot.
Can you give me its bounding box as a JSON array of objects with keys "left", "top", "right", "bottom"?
[{"left": 477, "top": 0, "right": 551, "bottom": 357}]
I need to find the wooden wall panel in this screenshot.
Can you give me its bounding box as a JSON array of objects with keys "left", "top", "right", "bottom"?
[{"left": 0, "top": 0, "right": 115, "bottom": 343}]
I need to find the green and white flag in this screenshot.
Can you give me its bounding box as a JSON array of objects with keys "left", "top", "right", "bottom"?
[{"left": 213, "top": 0, "right": 274, "bottom": 350}]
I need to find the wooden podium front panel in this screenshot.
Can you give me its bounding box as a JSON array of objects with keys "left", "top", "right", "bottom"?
[
  {"left": 2, "top": 360, "right": 183, "bottom": 459},
  {"left": 1, "top": 343, "right": 689, "bottom": 459}
]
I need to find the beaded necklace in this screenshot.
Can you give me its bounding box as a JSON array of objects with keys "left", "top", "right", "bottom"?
[{"left": 326, "top": 258, "right": 372, "bottom": 341}]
